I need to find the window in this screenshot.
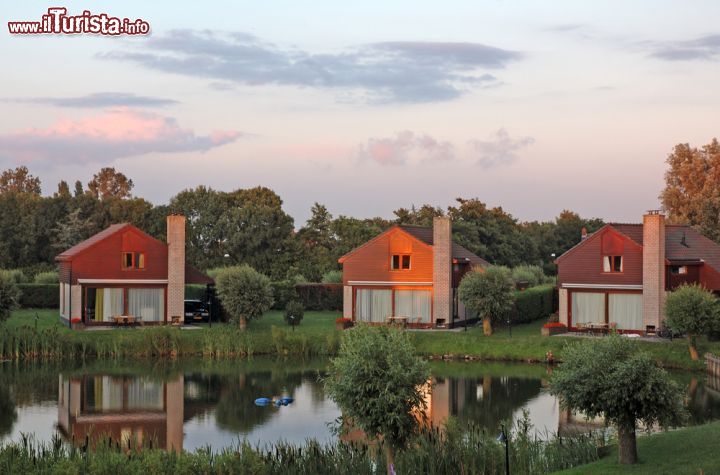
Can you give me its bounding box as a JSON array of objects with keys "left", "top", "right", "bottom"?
[
  {"left": 391, "top": 254, "right": 411, "bottom": 270},
  {"left": 122, "top": 252, "right": 145, "bottom": 270},
  {"left": 602, "top": 255, "right": 623, "bottom": 273},
  {"left": 670, "top": 265, "right": 688, "bottom": 275}
]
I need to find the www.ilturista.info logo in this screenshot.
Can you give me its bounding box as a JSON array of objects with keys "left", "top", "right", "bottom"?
[{"left": 8, "top": 8, "right": 150, "bottom": 35}]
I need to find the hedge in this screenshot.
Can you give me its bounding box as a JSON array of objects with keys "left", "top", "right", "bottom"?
[
  {"left": 17, "top": 284, "right": 59, "bottom": 308},
  {"left": 512, "top": 284, "right": 557, "bottom": 324}
]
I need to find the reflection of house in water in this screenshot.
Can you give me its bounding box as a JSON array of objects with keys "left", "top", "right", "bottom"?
[{"left": 57, "top": 374, "right": 184, "bottom": 452}]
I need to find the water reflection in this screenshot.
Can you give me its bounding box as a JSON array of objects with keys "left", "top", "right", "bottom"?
[{"left": 0, "top": 360, "right": 718, "bottom": 452}]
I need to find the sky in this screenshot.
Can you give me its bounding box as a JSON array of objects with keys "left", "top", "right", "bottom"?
[{"left": 1, "top": 1, "right": 719, "bottom": 225}]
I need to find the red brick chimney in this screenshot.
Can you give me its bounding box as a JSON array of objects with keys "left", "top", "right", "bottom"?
[
  {"left": 642, "top": 211, "right": 665, "bottom": 329},
  {"left": 167, "top": 215, "right": 186, "bottom": 322},
  {"left": 433, "top": 217, "right": 452, "bottom": 326}
]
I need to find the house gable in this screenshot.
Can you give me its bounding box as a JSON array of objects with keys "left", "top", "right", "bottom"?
[
  {"left": 557, "top": 225, "right": 643, "bottom": 287},
  {"left": 340, "top": 227, "right": 433, "bottom": 285}
]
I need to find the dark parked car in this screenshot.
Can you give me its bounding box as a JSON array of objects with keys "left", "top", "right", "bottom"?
[{"left": 184, "top": 300, "right": 210, "bottom": 323}]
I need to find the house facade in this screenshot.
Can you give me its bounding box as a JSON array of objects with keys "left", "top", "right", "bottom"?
[
  {"left": 55, "top": 215, "right": 213, "bottom": 327},
  {"left": 338, "top": 217, "right": 489, "bottom": 327},
  {"left": 555, "top": 211, "right": 720, "bottom": 332}
]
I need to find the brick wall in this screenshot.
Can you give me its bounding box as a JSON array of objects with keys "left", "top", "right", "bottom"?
[
  {"left": 343, "top": 285, "right": 353, "bottom": 318},
  {"left": 433, "top": 217, "right": 452, "bottom": 324},
  {"left": 558, "top": 288, "right": 568, "bottom": 325},
  {"left": 642, "top": 212, "right": 665, "bottom": 328},
  {"left": 167, "top": 215, "right": 186, "bottom": 322}
]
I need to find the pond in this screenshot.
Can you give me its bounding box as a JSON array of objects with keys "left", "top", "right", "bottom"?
[{"left": 0, "top": 358, "right": 719, "bottom": 452}]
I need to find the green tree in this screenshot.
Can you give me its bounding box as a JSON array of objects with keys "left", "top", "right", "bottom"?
[
  {"left": 324, "top": 325, "right": 429, "bottom": 473},
  {"left": 458, "top": 266, "right": 515, "bottom": 335},
  {"left": 52, "top": 208, "right": 95, "bottom": 252},
  {"left": 87, "top": 167, "right": 134, "bottom": 200},
  {"left": 551, "top": 336, "right": 685, "bottom": 465},
  {"left": 284, "top": 300, "right": 304, "bottom": 330},
  {"left": 296, "top": 203, "right": 337, "bottom": 281},
  {"left": 665, "top": 284, "right": 719, "bottom": 360},
  {"left": 0, "top": 166, "right": 41, "bottom": 195},
  {"left": 393, "top": 204, "right": 444, "bottom": 226},
  {"left": 54, "top": 180, "right": 71, "bottom": 199},
  {"left": 215, "top": 265, "right": 274, "bottom": 330},
  {"left": 0, "top": 272, "right": 20, "bottom": 323},
  {"left": 321, "top": 270, "right": 343, "bottom": 283},
  {"left": 661, "top": 139, "right": 720, "bottom": 241}
]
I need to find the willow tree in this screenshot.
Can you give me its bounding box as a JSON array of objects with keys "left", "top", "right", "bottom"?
[
  {"left": 324, "top": 325, "right": 429, "bottom": 474},
  {"left": 551, "top": 336, "right": 685, "bottom": 465},
  {"left": 665, "top": 284, "right": 719, "bottom": 360},
  {"left": 215, "top": 265, "right": 273, "bottom": 330},
  {"left": 458, "top": 266, "right": 515, "bottom": 335}
]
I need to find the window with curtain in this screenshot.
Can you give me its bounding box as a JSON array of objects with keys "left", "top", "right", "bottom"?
[
  {"left": 602, "top": 255, "right": 623, "bottom": 273},
  {"left": 127, "top": 378, "right": 164, "bottom": 410},
  {"left": 609, "top": 293, "right": 643, "bottom": 330},
  {"left": 571, "top": 292, "right": 605, "bottom": 325},
  {"left": 395, "top": 290, "right": 432, "bottom": 323},
  {"left": 355, "top": 289, "right": 392, "bottom": 323},
  {"left": 89, "top": 288, "right": 124, "bottom": 322},
  {"left": 128, "top": 288, "right": 165, "bottom": 322}
]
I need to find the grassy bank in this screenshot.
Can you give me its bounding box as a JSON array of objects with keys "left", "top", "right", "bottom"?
[
  {"left": 553, "top": 421, "right": 720, "bottom": 474},
  {"left": 3, "top": 309, "right": 718, "bottom": 369}
]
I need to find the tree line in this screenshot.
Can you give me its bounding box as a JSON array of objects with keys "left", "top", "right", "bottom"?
[{"left": 1, "top": 137, "right": 716, "bottom": 281}]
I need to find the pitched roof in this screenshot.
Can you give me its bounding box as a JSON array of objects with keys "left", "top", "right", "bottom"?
[
  {"left": 186, "top": 264, "right": 215, "bottom": 285},
  {"left": 557, "top": 222, "right": 720, "bottom": 272},
  {"left": 55, "top": 223, "right": 134, "bottom": 262},
  {"left": 397, "top": 225, "right": 491, "bottom": 266},
  {"left": 610, "top": 223, "right": 720, "bottom": 271}
]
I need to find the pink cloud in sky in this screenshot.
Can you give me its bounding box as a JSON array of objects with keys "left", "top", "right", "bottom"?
[
  {"left": 356, "top": 131, "right": 455, "bottom": 166},
  {"left": 0, "top": 108, "right": 242, "bottom": 164}
]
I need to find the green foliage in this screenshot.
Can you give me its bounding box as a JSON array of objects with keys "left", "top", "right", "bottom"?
[
  {"left": 551, "top": 336, "right": 686, "bottom": 463},
  {"left": 284, "top": 300, "right": 304, "bottom": 328},
  {"left": 0, "top": 269, "right": 29, "bottom": 284},
  {"left": 665, "top": 284, "right": 720, "bottom": 338},
  {"left": 32, "top": 271, "right": 58, "bottom": 284},
  {"left": 295, "top": 284, "right": 343, "bottom": 311},
  {"left": 324, "top": 325, "right": 430, "bottom": 449},
  {"left": 16, "top": 284, "right": 58, "bottom": 308},
  {"left": 321, "top": 270, "right": 343, "bottom": 284},
  {"left": 513, "top": 285, "right": 555, "bottom": 324},
  {"left": 458, "top": 266, "right": 516, "bottom": 323},
  {"left": 215, "top": 265, "right": 274, "bottom": 327},
  {"left": 0, "top": 273, "right": 20, "bottom": 322},
  {"left": 511, "top": 265, "right": 548, "bottom": 287}
]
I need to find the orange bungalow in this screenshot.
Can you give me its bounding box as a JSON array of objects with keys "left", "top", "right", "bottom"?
[
  {"left": 55, "top": 215, "right": 213, "bottom": 328},
  {"left": 338, "top": 217, "right": 489, "bottom": 328}
]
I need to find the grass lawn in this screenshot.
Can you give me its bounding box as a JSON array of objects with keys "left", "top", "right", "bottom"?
[
  {"left": 4, "top": 309, "right": 719, "bottom": 369},
  {"left": 553, "top": 421, "right": 720, "bottom": 474}
]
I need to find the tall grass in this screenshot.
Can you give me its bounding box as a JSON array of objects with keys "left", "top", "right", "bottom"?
[{"left": 0, "top": 416, "right": 603, "bottom": 474}]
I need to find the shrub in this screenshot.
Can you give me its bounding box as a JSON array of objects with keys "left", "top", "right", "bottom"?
[
  {"left": 513, "top": 284, "right": 555, "bottom": 324},
  {"left": 215, "top": 265, "right": 274, "bottom": 330},
  {"left": 458, "top": 266, "right": 515, "bottom": 335},
  {"left": 270, "top": 280, "right": 297, "bottom": 310},
  {"left": 511, "top": 265, "right": 546, "bottom": 287},
  {"left": 16, "top": 284, "right": 58, "bottom": 308},
  {"left": 0, "top": 269, "right": 29, "bottom": 284},
  {"left": 0, "top": 273, "right": 20, "bottom": 322},
  {"left": 295, "top": 284, "right": 342, "bottom": 311},
  {"left": 33, "top": 271, "right": 58, "bottom": 284},
  {"left": 321, "top": 270, "right": 343, "bottom": 284},
  {"left": 284, "top": 300, "right": 304, "bottom": 330}
]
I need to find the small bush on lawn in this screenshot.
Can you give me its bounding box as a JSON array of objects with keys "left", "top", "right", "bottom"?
[{"left": 284, "top": 300, "right": 304, "bottom": 330}]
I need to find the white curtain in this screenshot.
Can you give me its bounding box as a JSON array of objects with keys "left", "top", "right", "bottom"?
[
  {"left": 102, "top": 288, "right": 124, "bottom": 322},
  {"left": 128, "top": 288, "right": 165, "bottom": 322},
  {"left": 571, "top": 292, "right": 605, "bottom": 325},
  {"left": 127, "top": 379, "right": 164, "bottom": 410},
  {"left": 101, "top": 376, "right": 123, "bottom": 411},
  {"left": 356, "top": 289, "right": 392, "bottom": 323},
  {"left": 394, "top": 290, "right": 432, "bottom": 323},
  {"left": 609, "top": 293, "right": 643, "bottom": 330},
  {"left": 60, "top": 283, "right": 71, "bottom": 317}
]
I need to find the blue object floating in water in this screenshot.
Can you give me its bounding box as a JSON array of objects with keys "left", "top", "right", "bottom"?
[
  {"left": 274, "top": 400, "right": 282, "bottom": 407},
  {"left": 254, "top": 398, "right": 272, "bottom": 406},
  {"left": 280, "top": 397, "right": 294, "bottom": 405}
]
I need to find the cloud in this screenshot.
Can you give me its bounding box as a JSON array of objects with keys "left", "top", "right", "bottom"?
[
  {"left": 0, "top": 108, "right": 241, "bottom": 164},
  {"left": 469, "top": 128, "right": 535, "bottom": 169},
  {"left": 649, "top": 34, "right": 720, "bottom": 61},
  {"left": 6, "top": 92, "right": 179, "bottom": 108},
  {"left": 356, "top": 131, "right": 455, "bottom": 165},
  {"left": 99, "top": 30, "right": 520, "bottom": 104},
  {"left": 543, "top": 23, "right": 587, "bottom": 33}
]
